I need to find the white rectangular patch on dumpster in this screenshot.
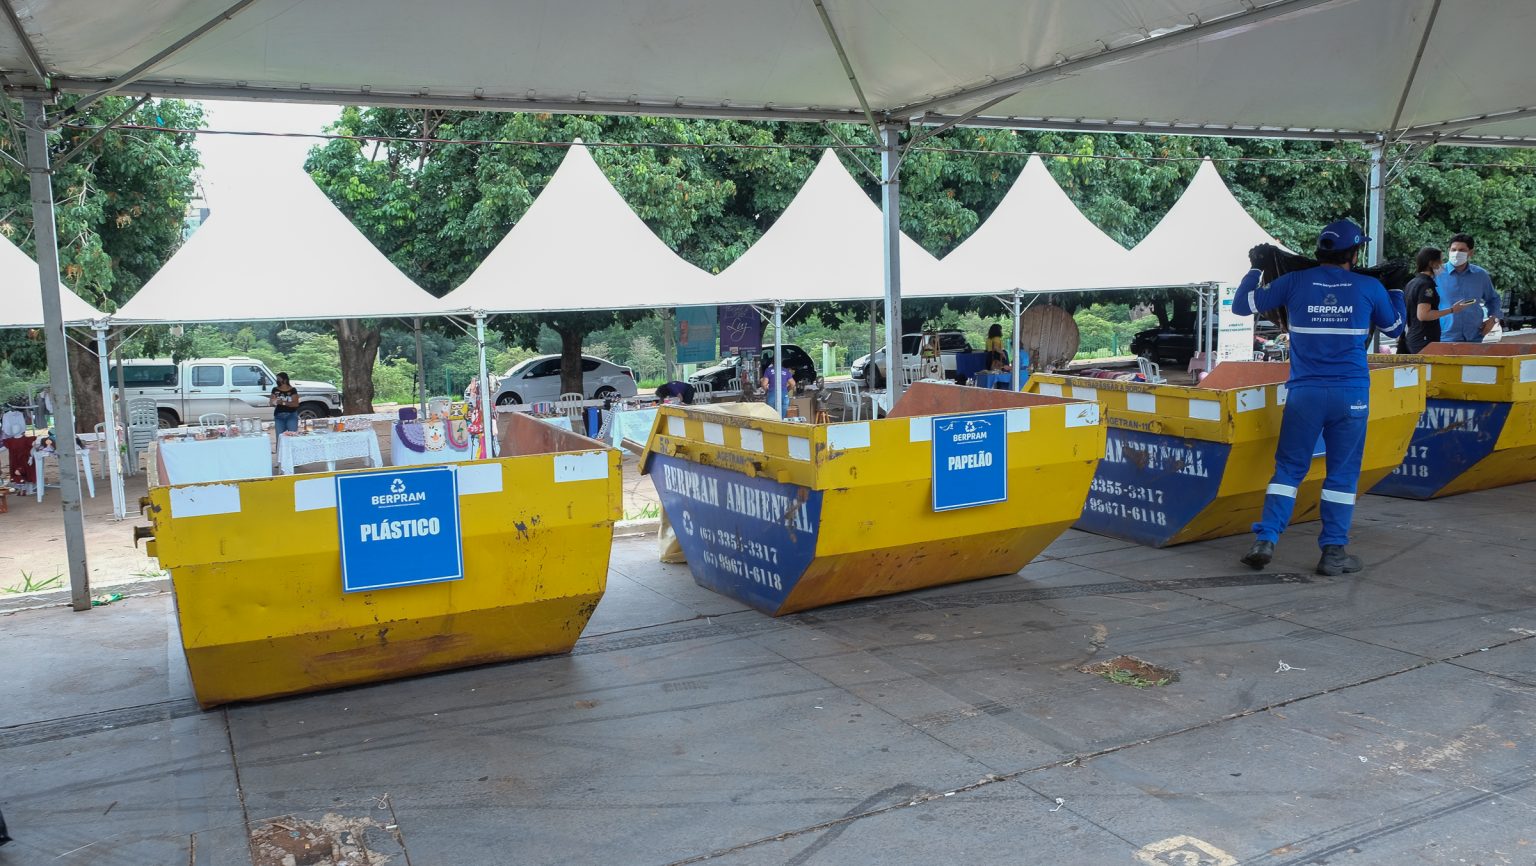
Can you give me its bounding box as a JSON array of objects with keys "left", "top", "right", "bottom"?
[
  {"left": 1522, "top": 359, "right": 1536, "bottom": 383},
  {"left": 171, "top": 483, "right": 241, "bottom": 519},
  {"left": 1189, "top": 399, "right": 1221, "bottom": 421},
  {"left": 457, "top": 463, "right": 503, "bottom": 496},
  {"left": 1126, "top": 392, "right": 1157, "bottom": 414},
  {"left": 1036, "top": 383, "right": 1063, "bottom": 397},
  {"left": 1461, "top": 365, "right": 1498, "bottom": 385},
  {"left": 294, "top": 477, "right": 336, "bottom": 512},
  {"left": 1006, "top": 408, "right": 1031, "bottom": 433},
  {"left": 667, "top": 416, "right": 687, "bottom": 437},
  {"left": 1065, "top": 404, "right": 1100, "bottom": 428},
  {"left": 1393, "top": 366, "right": 1419, "bottom": 388},
  {"left": 739, "top": 428, "right": 764, "bottom": 452},
  {"left": 1072, "top": 385, "right": 1099, "bottom": 403},
  {"left": 787, "top": 436, "right": 811, "bottom": 461},
  {"left": 827, "top": 422, "right": 870, "bottom": 451},
  {"left": 554, "top": 451, "right": 608, "bottom": 483},
  {"left": 1276, "top": 384, "right": 1288, "bottom": 405},
  {"left": 908, "top": 417, "right": 932, "bottom": 442},
  {"left": 703, "top": 422, "right": 725, "bottom": 445},
  {"left": 1236, "top": 388, "right": 1266, "bottom": 413}
]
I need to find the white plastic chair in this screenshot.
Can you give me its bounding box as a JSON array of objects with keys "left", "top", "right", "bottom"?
[
  {"left": 126, "top": 399, "right": 159, "bottom": 477},
  {"left": 557, "top": 392, "right": 585, "bottom": 421},
  {"left": 34, "top": 446, "right": 95, "bottom": 501},
  {"left": 691, "top": 381, "right": 713, "bottom": 402},
  {"left": 198, "top": 412, "right": 228, "bottom": 428},
  {"left": 900, "top": 360, "right": 922, "bottom": 387},
  {"left": 1136, "top": 356, "right": 1166, "bottom": 384},
  {"left": 834, "top": 379, "right": 863, "bottom": 421}
]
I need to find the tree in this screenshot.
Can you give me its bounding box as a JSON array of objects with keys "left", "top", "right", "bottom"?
[{"left": 0, "top": 96, "right": 202, "bottom": 431}]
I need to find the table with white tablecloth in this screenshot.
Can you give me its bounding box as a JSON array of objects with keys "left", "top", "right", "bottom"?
[
  {"left": 157, "top": 436, "right": 274, "bottom": 485},
  {"left": 278, "top": 430, "right": 383, "bottom": 475}
]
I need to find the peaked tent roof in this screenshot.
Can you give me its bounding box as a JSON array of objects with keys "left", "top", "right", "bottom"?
[
  {"left": 0, "top": 232, "right": 104, "bottom": 327},
  {"left": 1126, "top": 159, "right": 1286, "bottom": 288},
  {"left": 114, "top": 170, "right": 444, "bottom": 324},
  {"left": 439, "top": 142, "right": 717, "bottom": 314},
  {"left": 934, "top": 154, "right": 1142, "bottom": 296},
  {"left": 715, "top": 149, "right": 941, "bottom": 304}
]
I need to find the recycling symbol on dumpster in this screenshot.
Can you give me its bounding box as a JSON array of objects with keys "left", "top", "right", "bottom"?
[
  {"left": 682, "top": 510, "right": 694, "bottom": 536},
  {"left": 390, "top": 478, "right": 406, "bottom": 494}
]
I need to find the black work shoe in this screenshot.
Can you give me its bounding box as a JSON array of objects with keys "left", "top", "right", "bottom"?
[
  {"left": 1316, "top": 545, "right": 1363, "bottom": 576},
  {"left": 1241, "top": 540, "right": 1274, "bottom": 570}
]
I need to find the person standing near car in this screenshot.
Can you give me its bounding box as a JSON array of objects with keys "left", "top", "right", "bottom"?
[
  {"left": 1403, "top": 246, "right": 1478, "bottom": 353},
  {"left": 761, "top": 354, "right": 795, "bottom": 418},
  {"left": 269, "top": 372, "right": 301, "bottom": 435},
  {"left": 1436, "top": 233, "right": 1501, "bottom": 342},
  {"left": 1232, "top": 219, "right": 1405, "bottom": 577}
]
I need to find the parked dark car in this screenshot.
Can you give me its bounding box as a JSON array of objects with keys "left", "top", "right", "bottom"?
[
  {"left": 1130, "top": 326, "right": 1197, "bottom": 367},
  {"left": 690, "top": 344, "right": 817, "bottom": 393}
]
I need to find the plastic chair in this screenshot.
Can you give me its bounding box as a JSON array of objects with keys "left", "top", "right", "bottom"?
[
  {"left": 34, "top": 446, "right": 95, "bottom": 501},
  {"left": 1136, "top": 356, "right": 1166, "bottom": 384},
  {"left": 834, "top": 379, "right": 863, "bottom": 421},
  {"left": 692, "top": 381, "right": 713, "bottom": 402},
  {"left": 900, "top": 360, "right": 922, "bottom": 387},
  {"left": 126, "top": 399, "right": 159, "bottom": 477},
  {"left": 198, "top": 412, "right": 228, "bottom": 428},
  {"left": 556, "top": 393, "right": 583, "bottom": 420}
]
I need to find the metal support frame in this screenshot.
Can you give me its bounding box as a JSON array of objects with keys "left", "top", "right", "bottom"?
[
  {"left": 473, "top": 312, "right": 494, "bottom": 457},
  {"left": 56, "top": 94, "right": 149, "bottom": 166},
  {"left": 412, "top": 317, "right": 426, "bottom": 413},
  {"left": 811, "top": 0, "right": 880, "bottom": 141},
  {"left": 94, "top": 324, "right": 126, "bottom": 519},
  {"left": 878, "top": 123, "right": 904, "bottom": 409},
  {"left": 1205, "top": 283, "right": 1219, "bottom": 374},
  {"left": 0, "top": 1, "right": 50, "bottom": 85},
  {"left": 1366, "top": 141, "right": 1387, "bottom": 267},
  {"left": 22, "top": 95, "right": 91, "bottom": 611},
  {"left": 1010, "top": 290, "right": 1023, "bottom": 391},
  {"left": 771, "top": 301, "right": 785, "bottom": 417}
]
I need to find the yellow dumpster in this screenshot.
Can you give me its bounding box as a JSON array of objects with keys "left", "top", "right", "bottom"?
[
  {"left": 1027, "top": 361, "right": 1425, "bottom": 547},
  {"left": 1369, "top": 343, "right": 1536, "bottom": 498},
  {"left": 141, "top": 414, "right": 622, "bottom": 708},
  {"left": 642, "top": 382, "right": 1104, "bottom": 616}
]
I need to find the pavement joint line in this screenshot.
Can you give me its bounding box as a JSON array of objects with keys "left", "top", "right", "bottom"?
[{"left": 225, "top": 707, "right": 260, "bottom": 866}]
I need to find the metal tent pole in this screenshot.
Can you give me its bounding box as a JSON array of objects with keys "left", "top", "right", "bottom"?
[
  {"left": 867, "top": 300, "right": 877, "bottom": 377},
  {"left": 412, "top": 317, "right": 426, "bottom": 413},
  {"left": 772, "top": 301, "right": 784, "bottom": 416},
  {"left": 22, "top": 96, "right": 91, "bottom": 612},
  {"left": 879, "top": 124, "right": 904, "bottom": 408},
  {"left": 1366, "top": 141, "right": 1386, "bottom": 267},
  {"left": 474, "top": 313, "right": 495, "bottom": 458},
  {"left": 95, "top": 324, "right": 126, "bottom": 519},
  {"left": 115, "top": 339, "right": 130, "bottom": 475},
  {"left": 1206, "top": 284, "right": 1218, "bottom": 373},
  {"left": 1010, "top": 289, "right": 1023, "bottom": 391}
]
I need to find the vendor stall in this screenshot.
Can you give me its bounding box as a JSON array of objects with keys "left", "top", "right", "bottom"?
[
  {"left": 278, "top": 429, "right": 383, "bottom": 475},
  {"left": 157, "top": 435, "right": 273, "bottom": 485}
]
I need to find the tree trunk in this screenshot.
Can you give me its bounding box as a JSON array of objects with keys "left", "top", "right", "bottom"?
[
  {"left": 66, "top": 330, "right": 102, "bottom": 434},
  {"left": 1151, "top": 298, "right": 1171, "bottom": 328},
  {"left": 335, "top": 319, "right": 381, "bottom": 414},
  {"left": 557, "top": 326, "right": 584, "bottom": 397},
  {"left": 1170, "top": 296, "right": 1196, "bottom": 330}
]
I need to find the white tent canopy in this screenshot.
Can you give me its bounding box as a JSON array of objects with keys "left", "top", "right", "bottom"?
[
  {"left": 439, "top": 142, "right": 717, "bottom": 314},
  {"left": 934, "top": 154, "right": 1142, "bottom": 297},
  {"left": 113, "top": 169, "right": 443, "bottom": 323},
  {"left": 5, "top": 1, "right": 1533, "bottom": 146},
  {"left": 0, "top": 232, "right": 103, "bottom": 327},
  {"left": 1126, "top": 159, "right": 1287, "bottom": 288},
  {"left": 715, "top": 149, "right": 939, "bottom": 305}
]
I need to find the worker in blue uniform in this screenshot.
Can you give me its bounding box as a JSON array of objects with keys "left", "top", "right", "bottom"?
[{"left": 1232, "top": 219, "right": 1405, "bottom": 576}]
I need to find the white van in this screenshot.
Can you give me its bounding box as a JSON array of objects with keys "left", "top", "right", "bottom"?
[{"left": 110, "top": 357, "right": 343, "bottom": 428}]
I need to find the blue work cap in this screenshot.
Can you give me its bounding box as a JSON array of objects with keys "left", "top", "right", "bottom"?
[{"left": 1317, "top": 219, "right": 1369, "bottom": 252}]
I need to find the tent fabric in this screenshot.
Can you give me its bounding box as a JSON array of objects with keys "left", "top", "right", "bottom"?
[
  {"left": 714, "top": 149, "right": 941, "bottom": 304},
  {"left": 6, "top": 1, "right": 1534, "bottom": 145},
  {"left": 1125, "top": 159, "right": 1287, "bottom": 288},
  {"left": 0, "top": 233, "right": 104, "bottom": 327},
  {"left": 113, "top": 170, "right": 444, "bottom": 324},
  {"left": 438, "top": 142, "right": 718, "bottom": 314},
  {"left": 933, "top": 155, "right": 1142, "bottom": 297}
]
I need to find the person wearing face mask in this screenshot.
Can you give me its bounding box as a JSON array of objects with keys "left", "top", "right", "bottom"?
[
  {"left": 1403, "top": 246, "right": 1478, "bottom": 353},
  {"left": 1435, "top": 233, "right": 1501, "bottom": 342},
  {"left": 1232, "top": 219, "right": 1405, "bottom": 577}
]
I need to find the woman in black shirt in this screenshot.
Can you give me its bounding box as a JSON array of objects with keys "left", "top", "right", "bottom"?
[
  {"left": 1403, "top": 247, "right": 1476, "bottom": 353},
  {"left": 269, "top": 372, "right": 301, "bottom": 434}
]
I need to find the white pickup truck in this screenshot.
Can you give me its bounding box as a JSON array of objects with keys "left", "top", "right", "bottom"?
[{"left": 110, "top": 356, "right": 343, "bottom": 428}]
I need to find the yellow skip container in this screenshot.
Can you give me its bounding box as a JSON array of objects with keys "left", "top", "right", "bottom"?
[
  {"left": 1027, "top": 361, "right": 1425, "bottom": 547},
  {"left": 642, "top": 382, "right": 1104, "bottom": 616},
  {"left": 141, "top": 415, "right": 621, "bottom": 708},
  {"left": 1369, "top": 343, "right": 1536, "bottom": 498}
]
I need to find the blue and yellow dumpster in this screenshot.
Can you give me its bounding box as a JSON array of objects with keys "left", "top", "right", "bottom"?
[
  {"left": 1027, "top": 361, "right": 1425, "bottom": 547},
  {"left": 1369, "top": 343, "right": 1536, "bottom": 499},
  {"left": 642, "top": 382, "right": 1104, "bottom": 616},
  {"left": 141, "top": 414, "right": 622, "bottom": 707}
]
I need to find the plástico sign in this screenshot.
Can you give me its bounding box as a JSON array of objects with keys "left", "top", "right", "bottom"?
[
  {"left": 336, "top": 465, "right": 464, "bottom": 593},
  {"left": 931, "top": 411, "right": 1008, "bottom": 511}
]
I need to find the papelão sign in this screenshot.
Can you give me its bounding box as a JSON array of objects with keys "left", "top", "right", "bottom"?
[
  {"left": 336, "top": 465, "right": 464, "bottom": 592},
  {"left": 931, "top": 411, "right": 1008, "bottom": 511}
]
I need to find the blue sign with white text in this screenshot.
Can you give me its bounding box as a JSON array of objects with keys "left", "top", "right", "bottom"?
[
  {"left": 1370, "top": 398, "right": 1510, "bottom": 499},
  {"left": 931, "top": 411, "right": 1008, "bottom": 511},
  {"left": 336, "top": 465, "right": 464, "bottom": 593}
]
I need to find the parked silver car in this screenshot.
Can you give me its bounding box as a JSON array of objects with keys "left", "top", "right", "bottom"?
[{"left": 490, "top": 355, "right": 638, "bottom": 405}]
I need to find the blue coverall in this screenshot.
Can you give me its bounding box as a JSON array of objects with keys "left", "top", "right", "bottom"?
[{"left": 1233, "top": 265, "right": 1405, "bottom": 548}]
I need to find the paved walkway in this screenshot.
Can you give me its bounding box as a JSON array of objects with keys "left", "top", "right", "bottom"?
[{"left": 2, "top": 483, "right": 1533, "bottom": 865}]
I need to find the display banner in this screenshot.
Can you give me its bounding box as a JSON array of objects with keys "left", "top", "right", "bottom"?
[
  {"left": 676, "top": 306, "right": 718, "bottom": 363},
  {"left": 718, "top": 305, "right": 762, "bottom": 354}
]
